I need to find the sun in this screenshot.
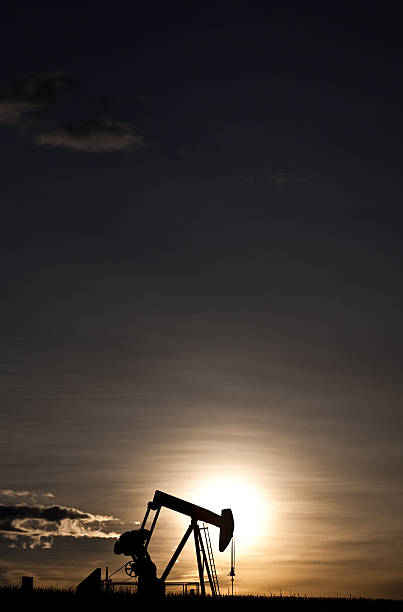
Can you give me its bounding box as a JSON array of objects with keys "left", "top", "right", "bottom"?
[{"left": 191, "top": 475, "right": 270, "bottom": 552}]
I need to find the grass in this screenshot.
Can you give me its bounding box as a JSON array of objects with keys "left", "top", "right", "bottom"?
[{"left": 0, "top": 586, "right": 402, "bottom": 611}]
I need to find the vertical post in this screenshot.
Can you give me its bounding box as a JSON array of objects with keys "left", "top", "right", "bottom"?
[
  {"left": 193, "top": 520, "right": 205, "bottom": 596},
  {"left": 21, "top": 576, "right": 33, "bottom": 592},
  {"left": 230, "top": 538, "right": 235, "bottom": 595}
]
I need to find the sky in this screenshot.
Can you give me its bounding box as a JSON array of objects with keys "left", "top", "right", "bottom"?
[{"left": 1, "top": 2, "right": 403, "bottom": 598}]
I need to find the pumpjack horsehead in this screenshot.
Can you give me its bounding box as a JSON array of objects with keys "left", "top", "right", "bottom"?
[{"left": 114, "top": 490, "right": 234, "bottom": 597}]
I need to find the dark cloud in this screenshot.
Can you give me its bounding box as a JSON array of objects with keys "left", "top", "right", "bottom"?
[
  {"left": 12, "top": 72, "right": 72, "bottom": 103},
  {"left": 0, "top": 520, "right": 24, "bottom": 533},
  {"left": 0, "top": 503, "right": 119, "bottom": 549},
  {"left": 36, "top": 119, "right": 144, "bottom": 152},
  {"left": 0, "top": 504, "right": 91, "bottom": 523},
  {"left": 0, "top": 72, "right": 71, "bottom": 124}
]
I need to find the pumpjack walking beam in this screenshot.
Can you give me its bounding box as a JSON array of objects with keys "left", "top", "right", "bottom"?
[{"left": 150, "top": 490, "right": 234, "bottom": 553}]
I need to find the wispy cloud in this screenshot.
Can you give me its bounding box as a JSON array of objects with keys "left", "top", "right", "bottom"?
[
  {"left": 0, "top": 489, "right": 54, "bottom": 503},
  {"left": 268, "top": 172, "right": 310, "bottom": 191},
  {"left": 0, "top": 503, "right": 119, "bottom": 549},
  {"left": 0, "top": 72, "right": 71, "bottom": 125},
  {"left": 36, "top": 119, "right": 144, "bottom": 152},
  {"left": 0, "top": 100, "right": 39, "bottom": 125}
]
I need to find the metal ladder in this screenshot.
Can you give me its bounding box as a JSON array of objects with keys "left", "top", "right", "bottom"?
[{"left": 200, "top": 523, "right": 220, "bottom": 596}]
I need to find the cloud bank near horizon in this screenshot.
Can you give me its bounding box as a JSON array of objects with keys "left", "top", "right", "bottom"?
[{"left": 0, "top": 501, "right": 120, "bottom": 549}]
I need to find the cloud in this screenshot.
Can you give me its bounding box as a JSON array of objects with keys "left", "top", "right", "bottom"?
[
  {"left": 12, "top": 72, "right": 71, "bottom": 103},
  {"left": 0, "top": 503, "right": 120, "bottom": 549},
  {"left": 36, "top": 119, "right": 144, "bottom": 152},
  {"left": 268, "top": 172, "right": 290, "bottom": 189},
  {"left": 1, "top": 72, "right": 149, "bottom": 154},
  {"left": 0, "top": 100, "right": 39, "bottom": 124},
  {"left": 0, "top": 72, "right": 71, "bottom": 124},
  {"left": 268, "top": 172, "right": 310, "bottom": 191},
  {"left": 0, "top": 489, "right": 54, "bottom": 503}
]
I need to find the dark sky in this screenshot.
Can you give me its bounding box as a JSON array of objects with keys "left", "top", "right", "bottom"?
[{"left": 1, "top": 3, "right": 403, "bottom": 597}]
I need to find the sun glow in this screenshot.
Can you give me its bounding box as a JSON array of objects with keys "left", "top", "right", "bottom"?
[{"left": 191, "top": 475, "right": 270, "bottom": 552}]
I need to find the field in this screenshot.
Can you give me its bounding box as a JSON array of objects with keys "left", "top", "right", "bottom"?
[{"left": 0, "top": 587, "right": 402, "bottom": 612}]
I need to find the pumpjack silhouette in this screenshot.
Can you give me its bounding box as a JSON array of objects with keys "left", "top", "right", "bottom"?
[{"left": 114, "top": 490, "right": 234, "bottom": 597}]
